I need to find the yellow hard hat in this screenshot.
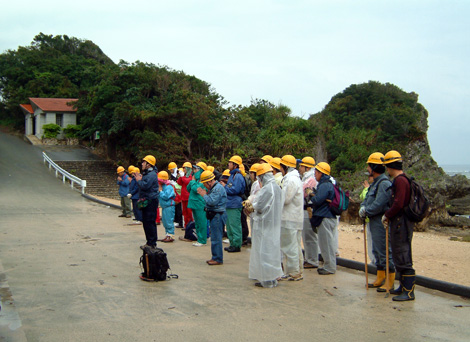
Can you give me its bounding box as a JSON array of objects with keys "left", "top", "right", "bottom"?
[
  {"left": 367, "top": 152, "right": 385, "bottom": 165},
  {"left": 250, "top": 163, "right": 261, "bottom": 173},
  {"left": 260, "top": 155, "right": 273, "bottom": 163},
  {"left": 183, "top": 161, "right": 192, "bottom": 168},
  {"left": 168, "top": 162, "right": 177, "bottom": 170},
  {"left": 257, "top": 163, "right": 273, "bottom": 176},
  {"left": 117, "top": 166, "right": 125, "bottom": 173},
  {"left": 222, "top": 169, "right": 230, "bottom": 177},
  {"left": 143, "top": 155, "right": 156, "bottom": 166},
  {"left": 200, "top": 170, "right": 215, "bottom": 183},
  {"left": 128, "top": 165, "right": 135, "bottom": 173},
  {"left": 280, "top": 155, "right": 297, "bottom": 168},
  {"left": 196, "top": 162, "right": 207, "bottom": 171},
  {"left": 158, "top": 171, "right": 169, "bottom": 180},
  {"left": 269, "top": 157, "right": 281, "bottom": 170},
  {"left": 300, "top": 156, "right": 315, "bottom": 168},
  {"left": 229, "top": 155, "right": 242, "bottom": 166},
  {"left": 132, "top": 167, "right": 140, "bottom": 174},
  {"left": 207, "top": 166, "right": 215, "bottom": 172},
  {"left": 315, "top": 162, "right": 331, "bottom": 176},
  {"left": 382, "top": 150, "right": 403, "bottom": 164}
]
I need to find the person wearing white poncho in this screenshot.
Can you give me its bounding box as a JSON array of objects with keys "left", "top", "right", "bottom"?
[{"left": 249, "top": 164, "right": 284, "bottom": 288}]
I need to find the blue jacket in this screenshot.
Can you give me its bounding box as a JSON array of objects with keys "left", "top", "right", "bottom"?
[
  {"left": 117, "top": 173, "right": 130, "bottom": 197},
  {"left": 310, "top": 174, "right": 335, "bottom": 218},
  {"left": 158, "top": 184, "right": 175, "bottom": 209},
  {"left": 203, "top": 181, "right": 227, "bottom": 213},
  {"left": 224, "top": 169, "right": 246, "bottom": 209},
  {"left": 362, "top": 173, "right": 392, "bottom": 218},
  {"left": 129, "top": 178, "right": 140, "bottom": 200},
  {"left": 137, "top": 167, "right": 159, "bottom": 200}
]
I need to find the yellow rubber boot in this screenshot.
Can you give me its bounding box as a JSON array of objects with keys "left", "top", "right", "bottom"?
[
  {"left": 368, "top": 270, "right": 385, "bottom": 288},
  {"left": 377, "top": 272, "right": 396, "bottom": 292}
]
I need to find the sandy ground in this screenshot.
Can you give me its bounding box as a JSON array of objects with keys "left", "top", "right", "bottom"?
[
  {"left": 338, "top": 223, "right": 470, "bottom": 285},
  {"left": 95, "top": 195, "right": 470, "bottom": 286}
]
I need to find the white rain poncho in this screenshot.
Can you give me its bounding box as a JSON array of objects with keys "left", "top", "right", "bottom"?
[
  {"left": 280, "top": 168, "right": 304, "bottom": 229},
  {"left": 249, "top": 172, "right": 284, "bottom": 282}
]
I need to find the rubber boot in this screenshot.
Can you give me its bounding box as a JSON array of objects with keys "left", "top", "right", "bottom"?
[
  {"left": 390, "top": 274, "right": 403, "bottom": 295},
  {"left": 368, "top": 270, "right": 385, "bottom": 288},
  {"left": 377, "top": 272, "right": 395, "bottom": 292},
  {"left": 392, "top": 274, "right": 415, "bottom": 301}
]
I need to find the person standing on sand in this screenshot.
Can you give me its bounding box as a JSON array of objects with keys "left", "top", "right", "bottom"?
[{"left": 382, "top": 150, "right": 417, "bottom": 301}]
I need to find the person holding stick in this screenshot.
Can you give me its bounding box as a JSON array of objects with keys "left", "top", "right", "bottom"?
[{"left": 359, "top": 152, "right": 394, "bottom": 292}]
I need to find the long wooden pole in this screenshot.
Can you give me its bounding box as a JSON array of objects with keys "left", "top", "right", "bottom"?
[{"left": 363, "top": 220, "right": 369, "bottom": 289}]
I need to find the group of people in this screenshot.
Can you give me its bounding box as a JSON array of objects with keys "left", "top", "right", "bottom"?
[{"left": 115, "top": 150, "right": 416, "bottom": 301}]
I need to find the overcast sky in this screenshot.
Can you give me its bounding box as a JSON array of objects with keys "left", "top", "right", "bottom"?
[{"left": 2, "top": 0, "right": 469, "bottom": 165}]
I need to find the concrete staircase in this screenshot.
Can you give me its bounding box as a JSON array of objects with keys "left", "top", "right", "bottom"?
[{"left": 56, "top": 160, "right": 120, "bottom": 200}]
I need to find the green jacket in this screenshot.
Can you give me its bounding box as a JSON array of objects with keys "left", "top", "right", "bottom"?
[{"left": 187, "top": 169, "right": 206, "bottom": 210}]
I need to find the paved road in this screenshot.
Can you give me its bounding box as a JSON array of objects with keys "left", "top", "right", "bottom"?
[{"left": 1, "top": 131, "right": 470, "bottom": 342}]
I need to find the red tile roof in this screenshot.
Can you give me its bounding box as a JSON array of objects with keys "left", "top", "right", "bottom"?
[
  {"left": 20, "top": 104, "right": 34, "bottom": 114},
  {"left": 29, "top": 98, "right": 78, "bottom": 112}
]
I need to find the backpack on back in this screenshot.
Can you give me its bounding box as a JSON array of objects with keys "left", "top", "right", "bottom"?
[
  {"left": 404, "top": 175, "right": 430, "bottom": 222},
  {"left": 327, "top": 184, "right": 350, "bottom": 216},
  {"left": 140, "top": 246, "right": 177, "bottom": 281}
]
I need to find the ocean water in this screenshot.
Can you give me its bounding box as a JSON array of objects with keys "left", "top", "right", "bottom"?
[{"left": 441, "top": 165, "right": 470, "bottom": 179}]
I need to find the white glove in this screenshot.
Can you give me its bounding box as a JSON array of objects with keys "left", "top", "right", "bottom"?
[
  {"left": 382, "top": 215, "right": 389, "bottom": 227},
  {"left": 127, "top": 193, "right": 132, "bottom": 198},
  {"left": 170, "top": 180, "right": 177, "bottom": 186},
  {"left": 179, "top": 170, "right": 184, "bottom": 177},
  {"left": 358, "top": 206, "right": 366, "bottom": 218}
]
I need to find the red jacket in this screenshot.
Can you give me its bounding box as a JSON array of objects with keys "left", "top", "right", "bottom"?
[
  {"left": 177, "top": 175, "right": 192, "bottom": 201},
  {"left": 385, "top": 174, "right": 410, "bottom": 219}
]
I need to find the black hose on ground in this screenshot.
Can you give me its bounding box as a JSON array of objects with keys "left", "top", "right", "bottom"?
[
  {"left": 336, "top": 257, "right": 470, "bottom": 298},
  {"left": 81, "top": 193, "right": 122, "bottom": 210}
]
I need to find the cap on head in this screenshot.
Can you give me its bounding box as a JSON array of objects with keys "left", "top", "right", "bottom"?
[
  {"left": 196, "top": 162, "right": 207, "bottom": 171},
  {"left": 382, "top": 150, "right": 402, "bottom": 164},
  {"left": 315, "top": 162, "right": 331, "bottom": 176},
  {"left": 367, "top": 152, "right": 385, "bottom": 165},
  {"left": 269, "top": 157, "right": 281, "bottom": 170},
  {"left": 143, "top": 155, "right": 156, "bottom": 166},
  {"left": 168, "top": 162, "right": 177, "bottom": 170},
  {"left": 117, "top": 166, "right": 125, "bottom": 174},
  {"left": 250, "top": 163, "right": 261, "bottom": 173},
  {"left": 200, "top": 170, "right": 215, "bottom": 183},
  {"left": 158, "top": 171, "right": 169, "bottom": 180},
  {"left": 300, "top": 156, "right": 316, "bottom": 168},
  {"left": 229, "top": 155, "right": 242, "bottom": 166},
  {"left": 280, "top": 155, "right": 297, "bottom": 168},
  {"left": 257, "top": 163, "right": 273, "bottom": 177},
  {"left": 260, "top": 155, "right": 273, "bottom": 163}
]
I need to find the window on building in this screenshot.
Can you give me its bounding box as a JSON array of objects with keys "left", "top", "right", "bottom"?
[{"left": 56, "top": 114, "right": 63, "bottom": 127}]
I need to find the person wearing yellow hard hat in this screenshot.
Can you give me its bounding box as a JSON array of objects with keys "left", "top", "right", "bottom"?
[
  {"left": 298, "top": 157, "right": 320, "bottom": 269},
  {"left": 278, "top": 155, "right": 305, "bottom": 281},
  {"left": 128, "top": 167, "right": 143, "bottom": 224},
  {"left": 135, "top": 155, "right": 159, "bottom": 251},
  {"left": 156, "top": 171, "right": 176, "bottom": 242},
  {"left": 269, "top": 157, "right": 283, "bottom": 187},
  {"left": 197, "top": 170, "right": 227, "bottom": 265},
  {"left": 382, "top": 150, "right": 417, "bottom": 302},
  {"left": 224, "top": 155, "right": 246, "bottom": 252},
  {"left": 117, "top": 166, "right": 132, "bottom": 218},
  {"left": 259, "top": 155, "right": 273, "bottom": 164},
  {"left": 177, "top": 161, "right": 194, "bottom": 228},
  {"left": 359, "top": 153, "right": 395, "bottom": 291},
  {"left": 307, "top": 162, "right": 337, "bottom": 275},
  {"left": 168, "top": 162, "right": 184, "bottom": 229},
  {"left": 187, "top": 161, "right": 208, "bottom": 247},
  {"left": 239, "top": 163, "right": 251, "bottom": 246},
  {"left": 249, "top": 163, "right": 283, "bottom": 287}
]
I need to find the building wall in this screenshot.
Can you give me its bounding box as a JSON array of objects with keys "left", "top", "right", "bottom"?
[{"left": 33, "top": 110, "right": 77, "bottom": 139}]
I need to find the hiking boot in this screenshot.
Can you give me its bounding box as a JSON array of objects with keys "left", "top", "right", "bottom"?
[
  {"left": 303, "top": 262, "right": 318, "bottom": 269},
  {"left": 118, "top": 214, "right": 126, "bottom": 217},
  {"left": 392, "top": 274, "right": 416, "bottom": 301},
  {"left": 317, "top": 268, "right": 334, "bottom": 275},
  {"left": 226, "top": 246, "right": 241, "bottom": 253}
]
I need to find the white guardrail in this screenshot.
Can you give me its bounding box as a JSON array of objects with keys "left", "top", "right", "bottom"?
[{"left": 42, "top": 152, "right": 87, "bottom": 194}]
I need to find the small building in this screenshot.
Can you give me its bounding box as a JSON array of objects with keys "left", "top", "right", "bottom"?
[{"left": 20, "top": 98, "right": 78, "bottom": 139}]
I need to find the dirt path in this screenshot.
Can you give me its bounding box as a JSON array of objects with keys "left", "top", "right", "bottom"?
[{"left": 338, "top": 223, "right": 470, "bottom": 286}]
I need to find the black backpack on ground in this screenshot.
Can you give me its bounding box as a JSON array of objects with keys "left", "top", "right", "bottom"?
[
  {"left": 403, "top": 175, "right": 430, "bottom": 222},
  {"left": 140, "top": 246, "right": 178, "bottom": 281}
]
